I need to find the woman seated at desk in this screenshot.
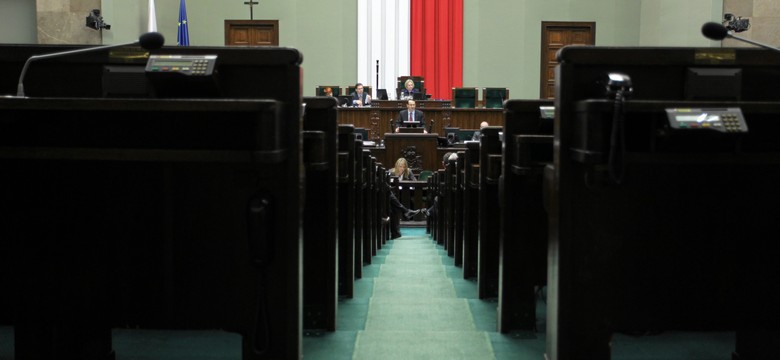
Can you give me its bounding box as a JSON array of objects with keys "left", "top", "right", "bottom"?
[
  {"left": 399, "top": 79, "right": 421, "bottom": 100},
  {"left": 387, "top": 157, "right": 420, "bottom": 239}
]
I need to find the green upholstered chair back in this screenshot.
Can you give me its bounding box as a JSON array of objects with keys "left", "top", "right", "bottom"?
[
  {"left": 459, "top": 129, "right": 476, "bottom": 141},
  {"left": 316, "top": 86, "right": 341, "bottom": 96},
  {"left": 452, "top": 87, "right": 478, "bottom": 108},
  {"left": 418, "top": 170, "right": 434, "bottom": 181},
  {"left": 483, "top": 87, "right": 509, "bottom": 108}
]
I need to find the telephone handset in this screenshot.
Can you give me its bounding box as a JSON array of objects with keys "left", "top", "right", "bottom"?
[{"left": 605, "top": 72, "right": 633, "bottom": 185}]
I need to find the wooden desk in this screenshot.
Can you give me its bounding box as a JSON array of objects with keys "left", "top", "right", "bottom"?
[
  {"left": 338, "top": 101, "right": 503, "bottom": 142},
  {"left": 381, "top": 133, "right": 439, "bottom": 171}
]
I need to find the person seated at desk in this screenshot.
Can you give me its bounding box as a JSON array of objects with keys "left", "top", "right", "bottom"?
[
  {"left": 386, "top": 159, "right": 421, "bottom": 239},
  {"left": 349, "top": 82, "right": 371, "bottom": 107},
  {"left": 399, "top": 78, "right": 420, "bottom": 100},
  {"left": 389, "top": 157, "right": 416, "bottom": 180},
  {"left": 472, "top": 121, "right": 489, "bottom": 141},
  {"left": 323, "top": 87, "right": 334, "bottom": 97},
  {"left": 395, "top": 100, "right": 427, "bottom": 133}
]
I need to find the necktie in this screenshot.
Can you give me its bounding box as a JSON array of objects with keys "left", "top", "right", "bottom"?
[{"left": 409, "top": 112, "right": 412, "bottom": 122}]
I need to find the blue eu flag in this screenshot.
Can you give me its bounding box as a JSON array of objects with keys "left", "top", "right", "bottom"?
[{"left": 177, "top": 0, "right": 189, "bottom": 46}]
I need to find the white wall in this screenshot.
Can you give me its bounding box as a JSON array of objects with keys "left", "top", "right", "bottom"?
[
  {"left": 0, "top": 0, "right": 37, "bottom": 44},
  {"left": 640, "top": 0, "right": 724, "bottom": 47}
]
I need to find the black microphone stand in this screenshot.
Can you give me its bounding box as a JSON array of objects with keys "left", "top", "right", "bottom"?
[
  {"left": 16, "top": 41, "right": 137, "bottom": 97},
  {"left": 375, "top": 60, "right": 380, "bottom": 99},
  {"left": 702, "top": 22, "right": 780, "bottom": 52}
]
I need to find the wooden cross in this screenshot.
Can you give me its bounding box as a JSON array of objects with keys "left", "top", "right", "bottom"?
[{"left": 244, "top": 0, "right": 259, "bottom": 20}]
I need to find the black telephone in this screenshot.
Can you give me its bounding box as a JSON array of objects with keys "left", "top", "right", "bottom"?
[{"left": 605, "top": 72, "right": 633, "bottom": 185}]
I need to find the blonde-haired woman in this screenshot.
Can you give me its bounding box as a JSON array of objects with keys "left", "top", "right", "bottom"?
[
  {"left": 390, "top": 157, "right": 416, "bottom": 180},
  {"left": 400, "top": 79, "right": 419, "bottom": 100},
  {"left": 387, "top": 157, "right": 420, "bottom": 238}
]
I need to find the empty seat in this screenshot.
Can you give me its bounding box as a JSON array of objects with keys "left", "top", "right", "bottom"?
[
  {"left": 483, "top": 87, "right": 509, "bottom": 108},
  {"left": 452, "top": 87, "right": 478, "bottom": 108}
]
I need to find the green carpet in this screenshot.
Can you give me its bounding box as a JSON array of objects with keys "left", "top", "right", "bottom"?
[
  {"left": 353, "top": 235, "right": 495, "bottom": 359},
  {"left": 353, "top": 330, "right": 493, "bottom": 359}
]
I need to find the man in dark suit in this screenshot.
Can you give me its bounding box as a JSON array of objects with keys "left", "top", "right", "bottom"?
[
  {"left": 349, "top": 82, "right": 371, "bottom": 107},
  {"left": 471, "top": 121, "right": 489, "bottom": 141},
  {"left": 394, "top": 100, "right": 427, "bottom": 133}
]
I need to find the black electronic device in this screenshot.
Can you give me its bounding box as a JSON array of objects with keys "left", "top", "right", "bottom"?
[
  {"left": 684, "top": 67, "right": 742, "bottom": 100},
  {"left": 665, "top": 107, "right": 748, "bottom": 133},
  {"left": 723, "top": 13, "right": 750, "bottom": 33},
  {"left": 354, "top": 127, "right": 369, "bottom": 141},
  {"left": 403, "top": 120, "right": 420, "bottom": 128},
  {"left": 444, "top": 127, "right": 460, "bottom": 144},
  {"left": 539, "top": 106, "right": 554, "bottom": 120},
  {"left": 144, "top": 54, "right": 220, "bottom": 97},
  {"left": 399, "top": 127, "right": 424, "bottom": 134},
  {"left": 338, "top": 95, "right": 352, "bottom": 107},
  {"left": 86, "top": 9, "right": 110, "bottom": 30},
  {"left": 145, "top": 54, "right": 217, "bottom": 76}
]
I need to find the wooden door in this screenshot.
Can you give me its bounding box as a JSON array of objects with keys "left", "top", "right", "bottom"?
[
  {"left": 540, "top": 21, "right": 595, "bottom": 99},
  {"left": 224, "top": 20, "right": 279, "bottom": 46}
]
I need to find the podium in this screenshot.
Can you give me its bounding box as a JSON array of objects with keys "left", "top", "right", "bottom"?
[{"left": 382, "top": 133, "right": 439, "bottom": 171}]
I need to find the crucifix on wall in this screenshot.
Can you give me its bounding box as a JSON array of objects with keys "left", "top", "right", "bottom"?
[
  {"left": 244, "top": 0, "right": 259, "bottom": 20},
  {"left": 226, "top": 0, "right": 278, "bottom": 47}
]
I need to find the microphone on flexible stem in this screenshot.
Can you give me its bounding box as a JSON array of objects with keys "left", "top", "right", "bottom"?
[
  {"left": 375, "top": 59, "right": 379, "bottom": 99},
  {"left": 701, "top": 22, "right": 780, "bottom": 51},
  {"left": 14, "top": 32, "right": 165, "bottom": 97}
]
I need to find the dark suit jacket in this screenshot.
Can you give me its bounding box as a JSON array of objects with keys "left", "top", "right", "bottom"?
[
  {"left": 471, "top": 130, "right": 481, "bottom": 141},
  {"left": 400, "top": 89, "right": 420, "bottom": 98},
  {"left": 350, "top": 91, "right": 370, "bottom": 106},
  {"left": 396, "top": 109, "right": 425, "bottom": 130}
]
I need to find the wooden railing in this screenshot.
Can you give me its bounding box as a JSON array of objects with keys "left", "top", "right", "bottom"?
[{"left": 337, "top": 101, "right": 503, "bottom": 142}]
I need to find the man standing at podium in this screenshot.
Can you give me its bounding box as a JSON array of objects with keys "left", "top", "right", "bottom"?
[{"left": 395, "top": 100, "right": 427, "bottom": 133}]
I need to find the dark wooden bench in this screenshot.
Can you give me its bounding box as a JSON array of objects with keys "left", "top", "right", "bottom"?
[
  {"left": 452, "top": 151, "right": 466, "bottom": 267},
  {"left": 497, "top": 99, "right": 553, "bottom": 334},
  {"left": 477, "top": 126, "right": 502, "bottom": 299},
  {"left": 461, "top": 141, "right": 481, "bottom": 280},
  {"left": 0, "top": 45, "right": 305, "bottom": 360},
  {"left": 302, "top": 97, "right": 339, "bottom": 331},
  {"left": 549, "top": 45, "right": 780, "bottom": 359},
  {"left": 337, "top": 125, "right": 358, "bottom": 299},
  {"left": 0, "top": 97, "right": 300, "bottom": 360}
]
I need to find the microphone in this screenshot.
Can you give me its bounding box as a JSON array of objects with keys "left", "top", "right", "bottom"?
[
  {"left": 15, "top": 32, "right": 165, "bottom": 97},
  {"left": 701, "top": 22, "right": 780, "bottom": 51}
]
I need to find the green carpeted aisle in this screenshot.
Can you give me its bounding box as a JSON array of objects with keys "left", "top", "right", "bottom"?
[
  {"left": 303, "top": 227, "right": 545, "bottom": 360},
  {"left": 352, "top": 234, "right": 493, "bottom": 359}
]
